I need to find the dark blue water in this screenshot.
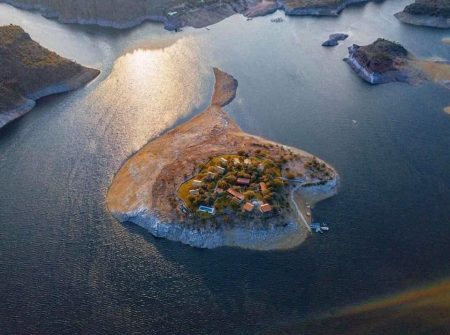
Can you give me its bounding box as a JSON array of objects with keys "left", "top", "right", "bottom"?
[{"left": 1, "top": 1, "right": 449, "bottom": 334}]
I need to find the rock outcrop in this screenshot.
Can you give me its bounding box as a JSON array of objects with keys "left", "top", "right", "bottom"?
[
  {"left": 345, "top": 38, "right": 450, "bottom": 90},
  {"left": 345, "top": 38, "right": 450, "bottom": 116},
  {"left": 345, "top": 38, "right": 417, "bottom": 84},
  {"left": 322, "top": 33, "right": 349, "bottom": 46}
]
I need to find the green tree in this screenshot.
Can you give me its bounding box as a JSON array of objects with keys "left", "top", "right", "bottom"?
[
  {"left": 244, "top": 191, "right": 256, "bottom": 200},
  {"left": 225, "top": 174, "right": 237, "bottom": 184},
  {"left": 217, "top": 180, "right": 228, "bottom": 189}
]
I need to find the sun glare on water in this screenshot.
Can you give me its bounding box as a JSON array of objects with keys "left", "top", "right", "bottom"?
[{"left": 87, "top": 36, "right": 208, "bottom": 151}]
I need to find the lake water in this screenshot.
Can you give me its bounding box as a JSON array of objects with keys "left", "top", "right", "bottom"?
[{"left": 0, "top": 1, "right": 449, "bottom": 334}]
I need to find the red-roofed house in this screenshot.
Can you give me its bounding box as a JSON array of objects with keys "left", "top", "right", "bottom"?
[
  {"left": 243, "top": 202, "right": 254, "bottom": 212},
  {"left": 227, "top": 188, "right": 245, "bottom": 201},
  {"left": 237, "top": 178, "right": 250, "bottom": 186},
  {"left": 260, "top": 203, "right": 272, "bottom": 213}
]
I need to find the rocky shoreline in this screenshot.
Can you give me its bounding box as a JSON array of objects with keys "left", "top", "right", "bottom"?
[
  {"left": 282, "top": 0, "right": 370, "bottom": 16},
  {"left": 345, "top": 39, "right": 450, "bottom": 92},
  {"left": 111, "top": 179, "right": 337, "bottom": 250},
  {"left": 395, "top": 0, "right": 450, "bottom": 29},
  {"left": 345, "top": 47, "right": 410, "bottom": 84},
  {"left": 395, "top": 12, "right": 450, "bottom": 29},
  {"left": 0, "top": 99, "right": 34, "bottom": 129},
  {"left": 0, "top": 69, "right": 99, "bottom": 129},
  {"left": 344, "top": 40, "right": 424, "bottom": 85},
  {"left": 107, "top": 68, "right": 338, "bottom": 250},
  {"left": 0, "top": 0, "right": 374, "bottom": 31}
]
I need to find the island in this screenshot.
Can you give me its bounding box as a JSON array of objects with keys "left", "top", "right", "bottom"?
[
  {"left": 0, "top": 25, "right": 99, "bottom": 129},
  {"left": 345, "top": 38, "right": 450, "bottom": 91},
  {"left": 395, "top": 0, "right": 450, "bottom": 29},
  {"left": 107, "top": 68, "right": 338, "bottom": 250},
  {"left": 0, "top": 0, "right": 374, "bottom": 31}
]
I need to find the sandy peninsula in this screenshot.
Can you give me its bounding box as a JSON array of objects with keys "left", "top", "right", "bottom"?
[
  {"left": 107, "top": 68, "right": 338, "bottom": 250},
  {"left": 0, "top": 25, "right": 99, "bottom": 129},
  {"left": 0, "top": 0, "right": 375, "bottom": 31},
  {"left": 395, "top": 0, "right": 450, "bottom": 29}
]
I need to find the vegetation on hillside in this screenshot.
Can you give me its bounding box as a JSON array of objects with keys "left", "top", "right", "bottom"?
[
  {"left": 403, "top": 0, "right": 450, "bottom": 18},
  {"left": 353, "top": 38, "right": 408, "bottom": 73},
  {"left": 0, "top": 25, "right": 98, "bottom": 112}
]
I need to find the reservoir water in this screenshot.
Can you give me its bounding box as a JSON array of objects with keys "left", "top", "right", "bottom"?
[{"left": 1, "top": 1, "right": 449, "bottom": 333}]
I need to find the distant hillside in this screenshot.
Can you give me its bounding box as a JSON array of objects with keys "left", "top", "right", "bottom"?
[
  {"left": 0, "top": 0, "right": 373, "bottom": 30},
  {"left": 0, "top": 25, "right": 99, "bottom": 128},
  {"left": 395, "top": 0, "right": 450, "bottom": 28}
]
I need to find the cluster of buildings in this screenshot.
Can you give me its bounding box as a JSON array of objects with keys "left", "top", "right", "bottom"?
[
  {"left": 190, "top": 156, "right": 273, "bottom": 215},
  {"left": 225, "top": 182, "right": 272, "bottom": 214}
]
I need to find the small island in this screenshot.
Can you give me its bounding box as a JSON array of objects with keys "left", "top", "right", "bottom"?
[
  {"left": 1, "top": 0, "right": 374, "bottom": 31},
  {"left": 395, "top": 0, "right": 450, "bottom": 29},
  {"left": 107, "top": 68, "right": 338, "bottom": 250},
  {"left": 0, "top": 25, "right": 99, "bottom": 129},
  {"left": 345, "top": 38, "right": 450, "bottom": 90},
  {"left": 322, "top": 33, "right": 349, "bottom": 47}
]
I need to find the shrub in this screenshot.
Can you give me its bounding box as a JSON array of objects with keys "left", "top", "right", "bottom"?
[
  {"left": 244, "top": 191, "right": 256, "bottom": 200},
  {"left": 286, "top": 172, "right": 296, "bottom": 179},
  {"left": 225, "top": 175, "right": 237, "bottom": 184}
]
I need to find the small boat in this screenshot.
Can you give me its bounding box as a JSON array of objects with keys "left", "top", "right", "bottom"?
[{"left": 310, "top": 222, "right": 330, "bottom": 233}]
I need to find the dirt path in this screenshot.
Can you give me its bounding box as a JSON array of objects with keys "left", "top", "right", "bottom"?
[{"left": 290, "top": 185, "right": 311, "bottom": 233}]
